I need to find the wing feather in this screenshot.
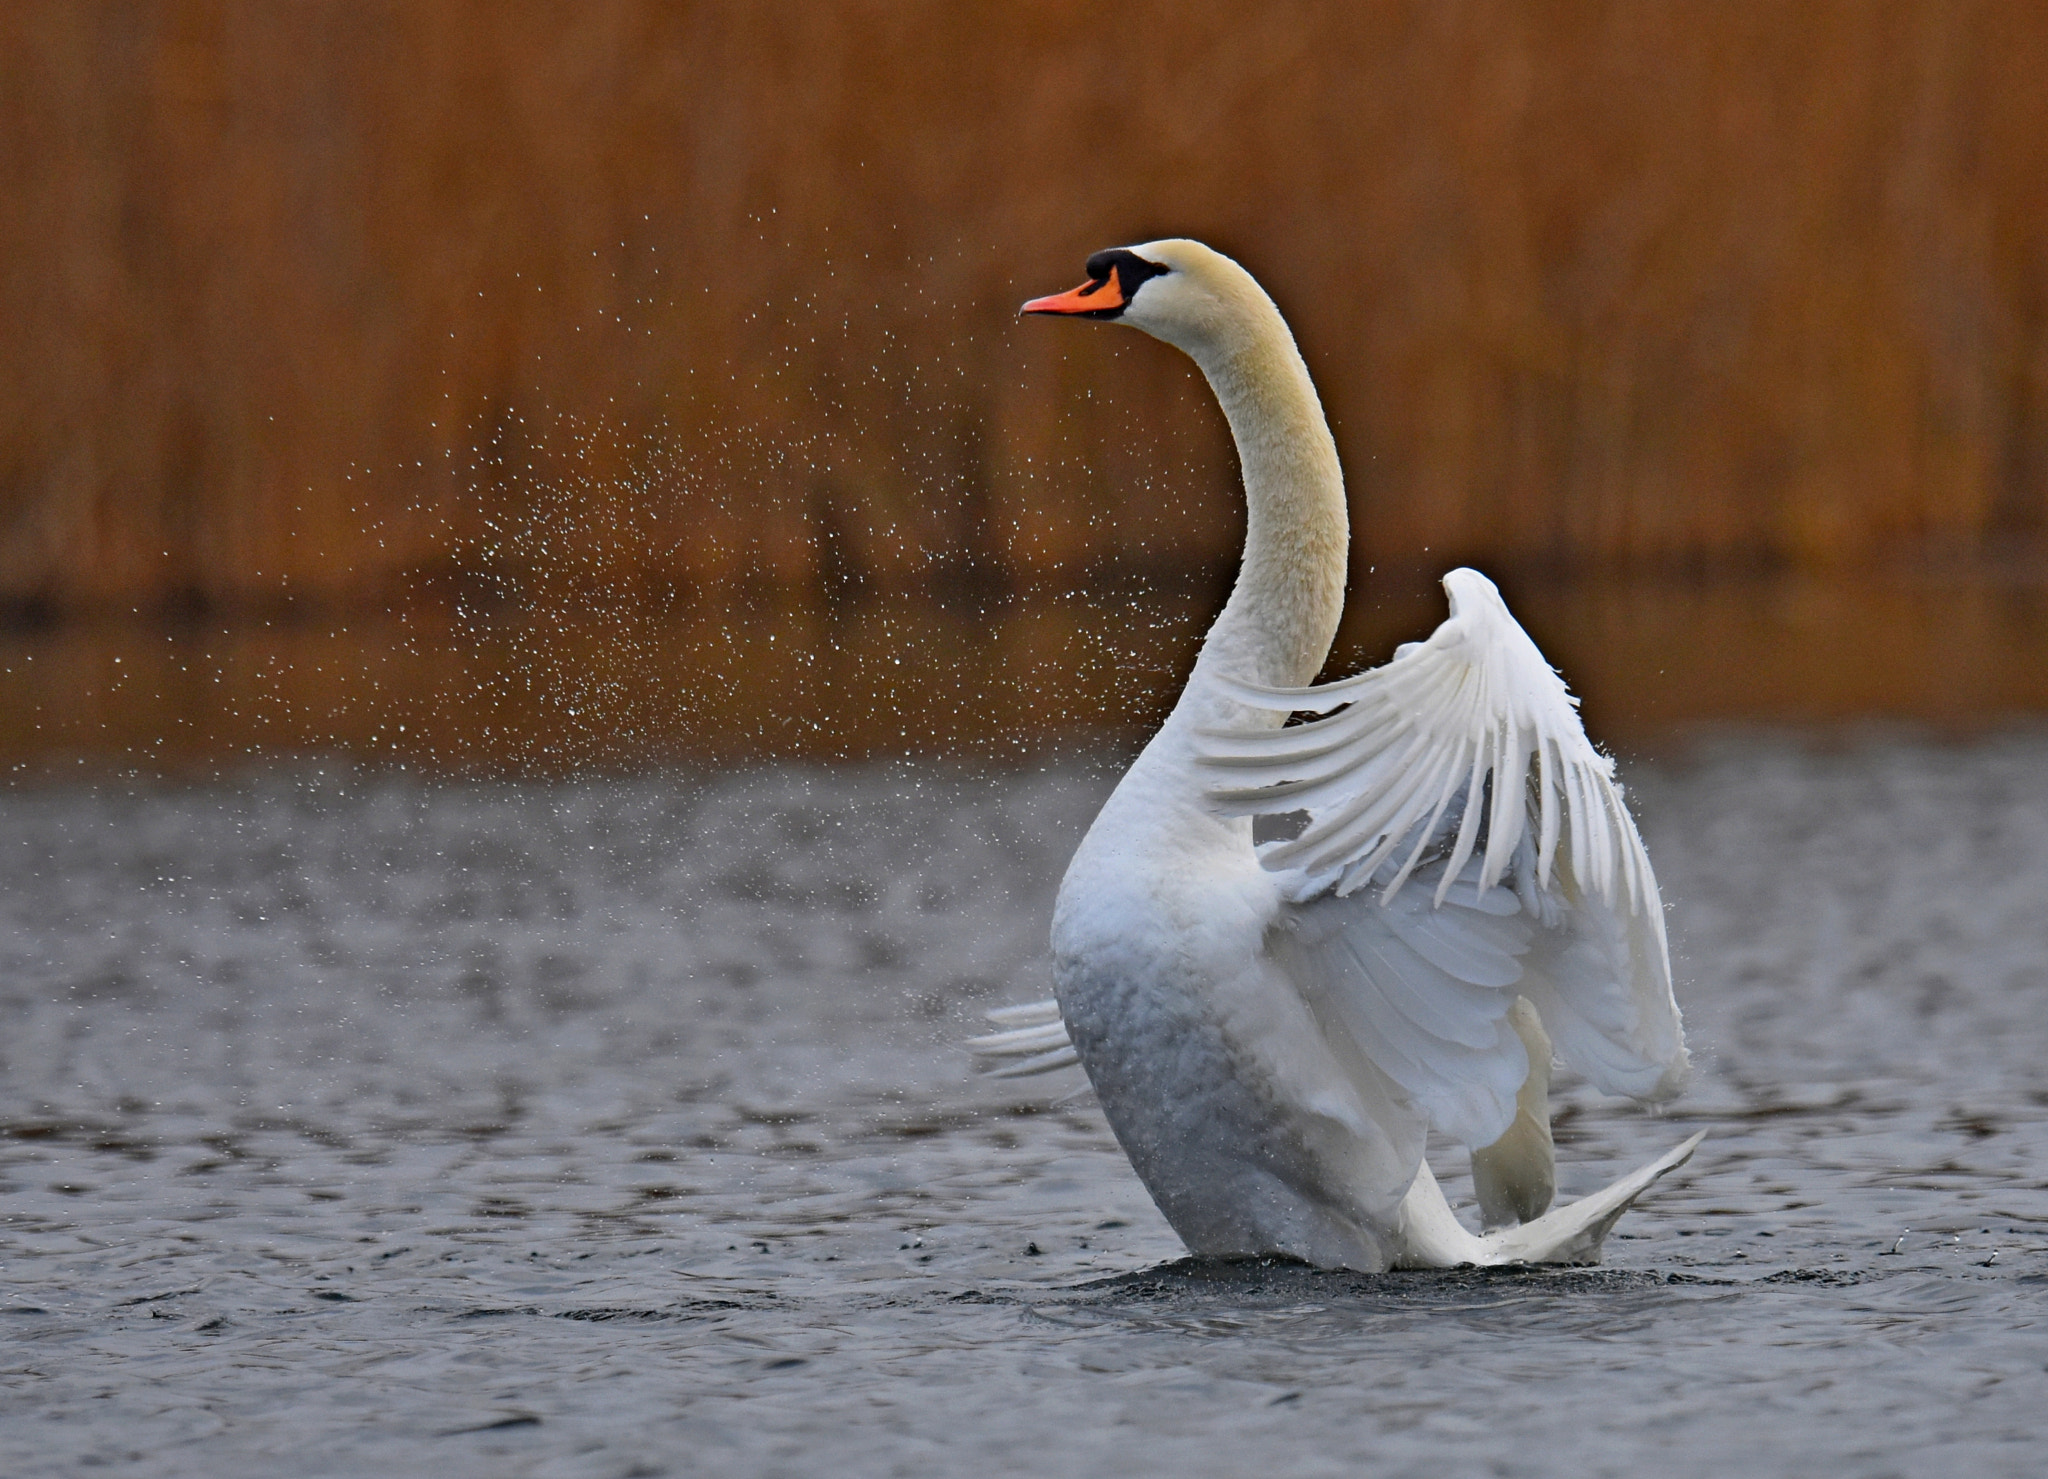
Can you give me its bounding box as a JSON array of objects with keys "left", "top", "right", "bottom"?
[
  {"left": 1274, "top": 880, "right": 1532, "bottom": 1146},
  {"left": 1199, "top": 569, "right": 1689, "bottom": 1123},
  {"left": 1535, "top": 733, "right": 1563, "bottom": 882},
  {"left": 966, "top": 1000, "right": 1082, "bottom": 1078}
]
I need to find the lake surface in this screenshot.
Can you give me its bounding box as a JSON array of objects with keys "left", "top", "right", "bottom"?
[{"left": 5, "top": 733, "right": 2048, "bottom": 1476}]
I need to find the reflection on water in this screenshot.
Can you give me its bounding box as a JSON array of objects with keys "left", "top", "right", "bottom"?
[{"left": 4, "top": 569, "right": 2046, "bottom": 772}]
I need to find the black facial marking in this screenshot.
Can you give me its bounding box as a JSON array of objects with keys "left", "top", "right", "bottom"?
[{"left": 1072, "top": 248, "right": 1171, "bottom": 319}]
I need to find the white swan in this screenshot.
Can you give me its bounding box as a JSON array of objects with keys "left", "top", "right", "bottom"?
[{"left": 972, "top": 240, "right": 1699, "bottom": 1270}]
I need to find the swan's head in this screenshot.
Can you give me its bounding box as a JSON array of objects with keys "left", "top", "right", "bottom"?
[{"left": 1021, "top": 239, "right": 1269, "bottom": 358}]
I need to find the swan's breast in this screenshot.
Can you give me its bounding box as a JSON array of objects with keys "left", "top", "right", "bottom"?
[{"left": 1049, "top": 843, "right": 1401, "bottom": 1262}]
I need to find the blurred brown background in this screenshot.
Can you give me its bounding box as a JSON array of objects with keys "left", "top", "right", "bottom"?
[{"left": 3, "top": 1, "right": 2046, "bottom": 768}]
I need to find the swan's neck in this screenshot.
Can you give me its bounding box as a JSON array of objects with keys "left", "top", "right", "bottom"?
[{"left": 1183, "top": 317, "right": 1348, "bottom": 699}]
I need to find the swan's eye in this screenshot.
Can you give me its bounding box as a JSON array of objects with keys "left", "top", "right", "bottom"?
[{"left": 1083, "top": 249, "right": 1172, "bottom": 298}]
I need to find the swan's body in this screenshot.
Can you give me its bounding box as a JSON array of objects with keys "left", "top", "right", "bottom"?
[{"left": 976, "top": 241, "right": 1695, "bottom": 1270}]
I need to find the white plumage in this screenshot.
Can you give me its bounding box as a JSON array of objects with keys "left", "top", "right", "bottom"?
[
  {"left": 1198, "top": 566, "right": 1689, "bottom": 1143},
  {"left": 976, "top": 239, "right": 1698, "bottom": 1270},
  {"left": 967, "top": 999, "right": 1080, "bottom": 1078}
]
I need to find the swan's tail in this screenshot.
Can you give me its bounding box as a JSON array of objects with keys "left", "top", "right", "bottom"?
[
  {"left": 1483, "top": 1131, "right": 1705, "bottom": 1265},
  {"left": 1394, "top": 1131, "right": 1704, "bottom": 1269},
  {"left": 965, "top": 999, "right": 1081, "bottom": 1078}
]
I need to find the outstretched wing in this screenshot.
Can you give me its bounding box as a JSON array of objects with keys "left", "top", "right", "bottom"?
[{"left": 1194, "top": 568, "right": 1687, "bottom": 1147}]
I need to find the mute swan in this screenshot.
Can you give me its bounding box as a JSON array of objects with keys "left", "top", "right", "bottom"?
[{"left": 972, "top": 240, "right": 1698, "bottom": 1270}]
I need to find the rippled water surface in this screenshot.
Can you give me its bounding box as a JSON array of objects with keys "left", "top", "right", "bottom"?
[{"left": 6, "top": 735, "right": 2048, "bottom": 1477}]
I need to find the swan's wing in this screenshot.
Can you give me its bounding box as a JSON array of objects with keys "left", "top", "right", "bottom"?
[
  {"left": 965, "top": 999, "right": 1080, "bottom": 1078},
  {"left": 1194, "top": 568, "right": 1687, "bottom": 1140},
  {"left": 1269, "top": 861, "right": 1537, "bottom": 1149}
]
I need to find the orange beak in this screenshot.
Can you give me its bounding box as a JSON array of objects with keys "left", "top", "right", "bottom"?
[{"left": 1021, "top": 272, "right": 1125, "bottom": 317}]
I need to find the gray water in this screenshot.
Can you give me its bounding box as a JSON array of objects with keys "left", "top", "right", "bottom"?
[{"left": 5, "top": 734, "right": 2048, "bottom": 1477}]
